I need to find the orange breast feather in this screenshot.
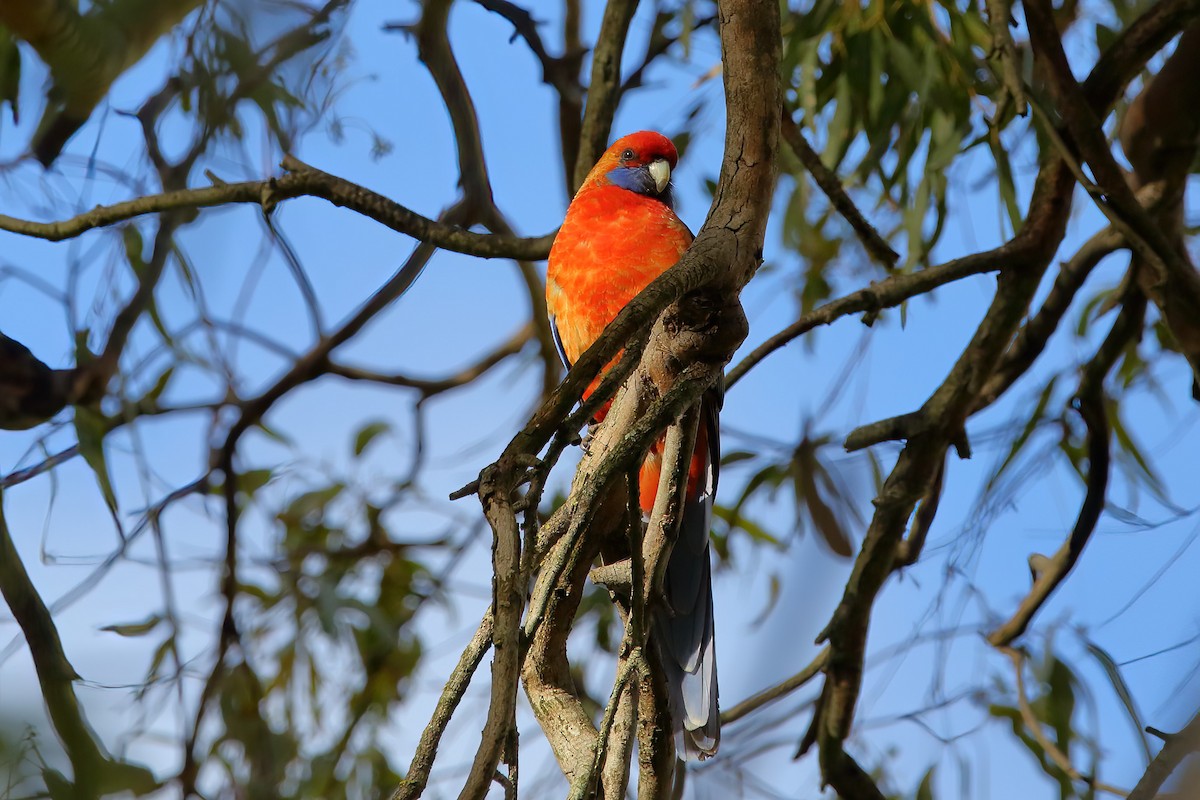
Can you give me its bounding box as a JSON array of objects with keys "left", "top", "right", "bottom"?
[{"left": 547, "top": 185, "right": 693, "bottom": 381}]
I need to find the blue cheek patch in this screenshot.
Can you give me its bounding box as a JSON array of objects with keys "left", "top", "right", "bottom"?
[
  {"left": 606, "top": 166, "right": 674, "bottom": 208},
  {"left": 607, "top": 165, "right": 656, "bottom": 195}
]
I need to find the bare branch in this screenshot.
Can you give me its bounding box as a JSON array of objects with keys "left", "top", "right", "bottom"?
[
  {"left": 392, "top": 614, "right": 495, "bottom": 800},
  {"left": 781, "top": 110, "right": 899, "bottom": 268},
  {"left": 987, "top": 293, "right": 1145, "bottom": 647},
  {"left": 572, "top": 0, "right": 639, "bottom": 191},
  {"left": 1128, "top": 711, "right": 1200, "bottom": 800},
  {"left": 721, "top": 648, "right": 829, "bottom": 725},
  {"left": 0, "top": 158, "right": 554, "bottom": 260},
  {"left": 328, "top": 323, "right": 532, "bottom": 398},
  {"left": 0, "top": 492, "right": 158, "bottom": 793}
]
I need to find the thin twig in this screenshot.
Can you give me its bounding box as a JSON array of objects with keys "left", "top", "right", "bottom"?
[
  {"left": 1002, "top": 648, "right": 1129, "bottom": 797},
  {"left": 781, "top": 111, "right": 899, "bottom": 268},
  {"left": 1127, "top": 711, "right": 1200, "bottom": 800},
  {"left": 721, "top": 648, "right": 829, "bottom": 724},
  {"left": 391, "top": 613, "right": 495, "bottom": 800},
  {"left": 987, "top": 294, "right": 1145, "bottom": 646}
]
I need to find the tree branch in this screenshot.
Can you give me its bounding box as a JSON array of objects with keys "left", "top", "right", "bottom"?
[
  {"left": 572, "top": 0, "right": 638, "bottom": 191},
  {"left": 780, "top": 111, "right": 899, "bottom": 268},
  {"left": 0, "top": 157, "right": 554, "bottom": 260},
  {"left": 1128, "top": 711, "right": 1200, "bottom": 800},
  {"left": 0, "top": 491, "right": 158, "bottom": 793},
  {"left": 721, "top": 648, "right": 829, "bottom": 725},
  {"left": 987, "top": 293, "right": 1145, "bottom": 647},
  {"left": 391, "top": 613, "right": 495, "bottom": 800}
]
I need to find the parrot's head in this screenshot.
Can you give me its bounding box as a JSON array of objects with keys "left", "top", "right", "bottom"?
[{"left": 583, "top": 130, "right": 679, "bottom": 206}]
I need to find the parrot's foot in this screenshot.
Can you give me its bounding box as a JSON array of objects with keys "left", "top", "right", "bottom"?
[{"left": 580, "top": 419, "right": 606, "bottom": 455}]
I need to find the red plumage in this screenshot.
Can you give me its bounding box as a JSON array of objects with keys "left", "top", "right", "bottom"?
[{"left": 547, "top": 131, "right": 721, "bottom": 759}]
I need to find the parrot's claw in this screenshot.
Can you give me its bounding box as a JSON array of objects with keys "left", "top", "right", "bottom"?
[{"left": 580, "top": 419, "right": 605, "bottom": 455}]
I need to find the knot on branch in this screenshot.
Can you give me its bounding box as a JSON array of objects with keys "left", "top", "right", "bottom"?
[
  {"left": 648, "top": 293, "right": 747, "bottom": 396},
  {"left": 589, "top": 559, "right": 632, "bottom": 604}
]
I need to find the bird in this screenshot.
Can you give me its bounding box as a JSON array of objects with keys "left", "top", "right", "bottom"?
[{"left": 546, "top": 130, "right": 720, "bottom": 759}]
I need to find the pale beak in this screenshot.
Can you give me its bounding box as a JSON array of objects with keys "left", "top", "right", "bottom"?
[{"left": 647, "top": 158, "right": 671, "bottom": 194}]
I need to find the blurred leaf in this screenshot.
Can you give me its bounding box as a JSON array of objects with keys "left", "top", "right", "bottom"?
[
  {"left": 792, "top": 436, "right": 855, "bottom": 556},
  {"left": 1085, "top": 641, "right": 1152, "bottom": 761},
  {"left": 1034, "top": 653, "right": 1077, "bottom": 754},
  {"left": 749, "top": 572, "right": 782, "bottom": 626},
  {"left": 915, "top": 766, "right": 936, "bottom": 800},
  {"left": 1095, "top": 23, "right": 1118, "bottom": 53},
  {"left": 209, "top": 468, "right": 274, "bottom": 498},
  {"left": 989, "top": 703, "right": 1068, "bottom": 793},
  {"left": 121, "top": 225, "right": 146, "bottom": 276},
  {"left": 989, "top": 128, "right": 1022, "bottom": 233},
  {"left": 73, "top": 406, "right": 118, "bottom": 515},
  {"left": 353, "top": 420, "right": 391, "bottom": 456},
  {"left": 280, "top": 483, "right": 343, "bottom": 525},
  {"left": 712, "top": 504, "right": 782, "bottom": 547},
  {"left": 101, "top": 614, "right": 162, "bottom": 637},
  {"left": 0, "top": 26, "right": 20, "bottom": 123},
  {"left": 986, "top": 377, "right": 1058, "bottom": 495},
  {"left": 142, "top": 365, "right": 174, "bottom": 405},
  {"left": 721, "top": 450, "right": 757, "bottom": 466}
]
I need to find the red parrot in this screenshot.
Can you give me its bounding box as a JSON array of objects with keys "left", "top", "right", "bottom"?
[{"left": 547, "top": 131, "right": 720, "bottom": 759}]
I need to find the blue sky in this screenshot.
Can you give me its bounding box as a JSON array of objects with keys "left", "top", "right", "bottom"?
[{"left": 1, "top": 1, "right": 1198, "bottom": 797}]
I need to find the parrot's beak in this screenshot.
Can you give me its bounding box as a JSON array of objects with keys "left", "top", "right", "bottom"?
[{"left": 647, "top": 158, "right": 671, "bottom": 194}]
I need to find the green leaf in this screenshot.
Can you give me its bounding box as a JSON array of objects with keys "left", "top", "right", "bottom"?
[
  {"left": 712, "top": 504, "right": 782, "bottom": 547},
  {"left": 256, "top": 421, "right": 295, "bottom": 447},
  {"left": 749, "top": 572, "right": 782, "bottom": 627},
  {"left": 73, "top": 406, "right": 118, "bottom": 515},
  {"left": 143, "top": 365, "right": 174, "bottom": 405},
  {"left": 989, "top": 129, "right": 1022, "bottom": 234},
  {"left": 145, "top": 636, "right": 175, "bottom": 684},
  {"left": 279, "top": 483, "right": 344, "bottom": 527},
  {"left": 101, "top": 614, "right": 162, "bottom": 637},
  {"left": 353, "top": 420, "right": 391, "bottom": 456},
  {"left": 209, "top": 468, "right": 274, "bottom": 498},
  {"left": 122, "top": 225, "right": 146, "bottom": 276},
  {"left": 720, "top": 450, "right": 757, "bottom": 466},
  {"left": 1109, "top": 402, "right": 1166, "bottom": 499},
  {"left": 915, "top": 766, "right": 936, "bottom": 800},
  {"left": 237, "top": 468, "right": 275, "bottom": 497}
]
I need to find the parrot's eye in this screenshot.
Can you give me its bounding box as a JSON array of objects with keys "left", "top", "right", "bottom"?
[{"left": 620, "top": 148, "right": 636, "bottom": 161}]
